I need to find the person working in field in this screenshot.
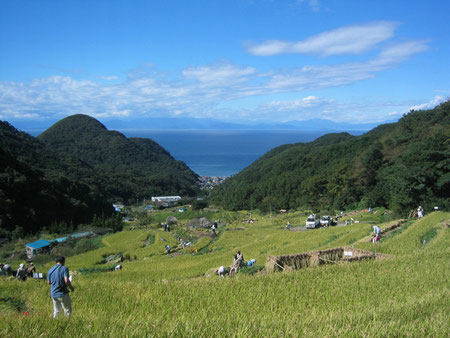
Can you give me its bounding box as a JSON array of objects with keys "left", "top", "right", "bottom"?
[
  {"left": 16, "top": 263, "right": 27, "bottom": 281},
  {"left": 217, "top": 266, "right": 228, "bottom": 278},
  {"left": 26, "top": 263, "right": 36, "bottom": 277},
  {"left": 372, "top": 225, "right": 381, "bottom": 243},
  {"left": 229, "top": 254, "right": 239, "bottom": 275},
  {"left": 230, "top": 251, "right": 246, "bottom": 275},
  {"left": 1, "top": 263, "right": 12, "bottom": 276},
  {"left": 47, "top": 256, "right": 74, "bottom": 318},
  {"left": 236, "top": 250, "right": 244, "bottom": 265},
  {"left": 373, "top": 225, "right": 381, "bottom": 236},
  {"left": 417, "top": 206, "right": 424, "bottom": 218}
]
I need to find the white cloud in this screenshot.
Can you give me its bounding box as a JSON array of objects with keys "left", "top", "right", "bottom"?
[
  {"left": 436, "top": 89, "right": 450, "bottom": 94},
  {"left": 93, "top": 110, "right": 132, "bottom": 118},
  {"left": 296, "top": 0, "right": 320, "bottom": 13},
  {"left": 258, "top": 96, "right": 334, "bottom": 121},
  {"left": 97, "top": 75, "right": 120, "bottom": 81},
  {"left": 254, "top": 97, "right": 417, "bottom": 123},
  {"left": 182, "top": 63, "right": 257, "bottom": 86},
  {"left": 13, "top": 112, "right": 41, "bottom": 119},
  {"left": 264, "top": 96, "right": 329, "bottom": 110},
  {"left": 262, "top": 39, "right": 428, "bottom": 92},
  {"left": 409, "top": 96, "right": 446, "bottom": 111},
  {"left": 373, "top": 40, "right": 429, "bottom": 65},
  {"left": 387, "top": 111, "right": 401, "bottom": 116},
  {"left": 0, "top": 30, "right": 429, "bottom": 124},
  {"left": 247, "top": 22, "right": 398, "bottom": 56},
  {"left": 309, "top": 0, "right": 320, "bottom": 12}
]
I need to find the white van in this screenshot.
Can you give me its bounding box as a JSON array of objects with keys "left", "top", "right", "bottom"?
[
  {"left": 306, "top": 214, "right": 320, "bottom": 229},
  {"left": 320, "top": 215, "right": 332, "bottom": 227}
]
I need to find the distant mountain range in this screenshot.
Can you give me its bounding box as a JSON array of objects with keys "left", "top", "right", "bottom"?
[{"left": 10, "top": 116, "right": 394, "bottom": 134}]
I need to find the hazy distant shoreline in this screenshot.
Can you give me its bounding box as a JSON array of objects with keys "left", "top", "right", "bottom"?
[{"left": 26, "top": 128, "right": 363, "bottom": 177}]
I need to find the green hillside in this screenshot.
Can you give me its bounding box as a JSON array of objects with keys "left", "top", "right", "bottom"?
[
  {"left": 0, "top": 115, "right": 201, "bottom": 236},
  {"left": 0, "top": 121, "right": 112, "bottom": 237},
  {"left": 212, "top": 102, "right": 450, "bottom": 215},
  {"left": 38, "top": 114, "right": 200, "bottom": 202},
  {"left": 1, "top": 210, "right": 448, "bottom": 336}
]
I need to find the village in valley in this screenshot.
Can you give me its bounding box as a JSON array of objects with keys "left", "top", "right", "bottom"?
[{"left": 197, "top": 176, "right": 229, "bottom": 190}]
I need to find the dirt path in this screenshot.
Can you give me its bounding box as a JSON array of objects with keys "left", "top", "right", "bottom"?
[{"left": 289, "top": 221, "right": 367, "bottom": 231}]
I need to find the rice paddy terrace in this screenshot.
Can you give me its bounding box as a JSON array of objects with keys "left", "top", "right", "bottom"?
[{"left": 1, "top": 210, "right": 449, "bottom": 336}]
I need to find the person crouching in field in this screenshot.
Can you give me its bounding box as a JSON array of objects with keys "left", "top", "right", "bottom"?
[
  {"left": 216, "top": 266, "right": 228, "bottom": 278},
  {"left": 372, "top": 225, "right": 381, "bottom": 243},
  {"left": 16, "top": 263, "right": 27, "bottom": 281},
  {"left": 1, "top": 263, "right": 12, "bottom": 276},
  {"left": 47, "top": 256, "right": 74, "bottom": 318},
  {"left": 26, "top": 263, "right": 36, "bottom": 277}
]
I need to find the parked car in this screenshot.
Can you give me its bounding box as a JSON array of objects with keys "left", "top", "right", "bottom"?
[
  {"left": 306, "top": 214, "right": 320, "bottom": 229},
  {"left": 320, "top": 215, "right": 332, "bottom": 227}
]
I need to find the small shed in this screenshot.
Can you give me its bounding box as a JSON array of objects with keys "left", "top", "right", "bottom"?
[{"left": 26, "top": 239, "right": 51, "bottom": 259}]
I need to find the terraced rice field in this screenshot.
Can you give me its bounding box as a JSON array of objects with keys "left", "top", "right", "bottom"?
[{"left": 1, "top": 210, "right": 448, "bottom": 336}]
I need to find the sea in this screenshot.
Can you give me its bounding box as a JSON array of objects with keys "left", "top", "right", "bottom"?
[
  {"left": 27, "top": 128, "right": 357, "bottom": 177},
  {"left": 122, "top": 130, "right": 332, "bottom": 177}
]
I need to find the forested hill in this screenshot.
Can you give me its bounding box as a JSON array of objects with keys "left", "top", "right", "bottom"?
[
  {"left": 0, "top": 114, "right": 199, "bottom": 236},
  {"left": 211, "top": 101, "right": 450, "bottom": 215},
  {"left": 37, "top": 114, "right": 200, "bottom": 201},
  {"left": 0, "top": 121, "right": 113, "bottom": 237}
]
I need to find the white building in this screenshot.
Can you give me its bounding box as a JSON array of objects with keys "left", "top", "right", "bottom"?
[
  {"left": 113, "top": 204, "right": 124, "bottom": 212},
  {"left": 151, "top": 196, "right": 182, "bottom": 203}
]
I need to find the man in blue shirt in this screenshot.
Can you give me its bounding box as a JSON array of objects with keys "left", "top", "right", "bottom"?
[{"left": 47, "top": 256, "right": 74, "bottom": 318}]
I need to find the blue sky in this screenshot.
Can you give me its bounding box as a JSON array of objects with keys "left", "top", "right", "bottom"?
[{"left": 0, "top": 0, "right": 449, "bottom": 126}]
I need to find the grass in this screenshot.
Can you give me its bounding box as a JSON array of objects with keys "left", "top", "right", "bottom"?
[
  {"left": 379, "top": 220, "right": 413, "bottom": 242},
  {"left": 0, "top": 211, "right": 448, "bottom": 336},
  {"left": 0, "top": 297, "right": 28, "bottom": 314},
  {"left": 421, "top": 227, "right": 438, "bottom": 246}
]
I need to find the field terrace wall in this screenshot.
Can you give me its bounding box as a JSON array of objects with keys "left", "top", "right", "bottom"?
[
  {"left": 380, "top": 219, "right": 407, "bottom": 236},
  {"left": 366, "top": 219, "right": 408, "bottom": 243},
  {"left": 265, "top": 247, "right": 392, "bottom": 272}
]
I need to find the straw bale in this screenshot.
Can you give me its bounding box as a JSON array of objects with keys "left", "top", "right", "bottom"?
[{"left": 265, "top": 247, "right": 392, "bottom": 273}]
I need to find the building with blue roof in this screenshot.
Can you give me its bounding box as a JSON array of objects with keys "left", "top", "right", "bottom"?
[
  {"left": 26, "top": 239, "right": 51, "bottom": 259},
  {"left": 25, "top": 231, "right": 96, "bottom": 259},
  {"left": 52, "top": 237, "right": 68, "bottom": 243},
  {"left": 71, "top": 231, "right": 94, "bottom": 239}
]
